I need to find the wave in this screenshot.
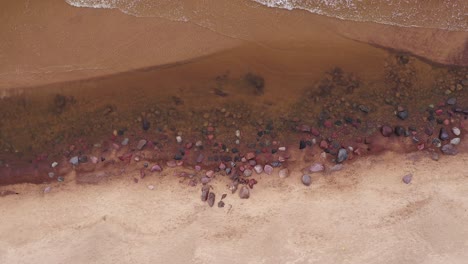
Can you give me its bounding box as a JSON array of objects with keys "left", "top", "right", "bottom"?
[{"left": 64, "top": 0, "right": 468, "bottom": 31}]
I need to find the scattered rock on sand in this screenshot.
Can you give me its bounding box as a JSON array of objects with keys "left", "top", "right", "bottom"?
[
  {"left": 147, "top": 185, "right": 155, "bottom": 190},
  {"left": 446, "top": 97, "right": 457, "bottom": 105},
  {"left": 402, "top": 174, "right": 413, "bottom": 184},
  {"left": 430, "top": 152, "right": 439, "bottom": 161},
  {"left": 207, "top": 193, "right": 215, "bottom": 207},
  {"left": 441, "top": 144, "right": 458, "bottom": 155},
  {"left": 254, "top": 164, "right": 263, "bottom": 174},
  {"left": 137, "top": 139, "right": 147, "bottom": 150},
  {"left": 308, "top": 163, "right": 324, "bottom": 173},
  {"left": 201, "top": 185, "right": 210, "bottom": 201},
  {"left": 279, "top": 168, "right": 289, "bottom": 178},
  {"left": 150, "top": 164, "right": 162, "bottom": 172},
  {"left": 452, "top": 127, "right": 461, "bottom": 136},
  {"left": 43, "top": 186, "right": 51, "bottom": 193},
  {"left": 301, "top": 175, "right": 312, "bottom": 186},
  {"left": 439, "top": 128, "right": 449, "bottom": 141},
  {"left": 450, "top": 138, "right": 461, "bottom": 145},
  {"left": 337, "top": 148, "right": 348, "bottom": 163},
  {"left": 330, "top": 164, "right": 343, "bottom": 171},
  {"left": 69, "top": 156, "right": 79, "bottom": 166},
  {"left": 218, "top": 201, "right": 225, "bottom": 208},
  {"left": 239, "top": 186, "right": 250, "bottom": 199},
  {"left": 244, "top": 169, "right": 253, "bottom": 177},
  {"left": 264, "top": 165, "right": 273, "bottom": 175}
]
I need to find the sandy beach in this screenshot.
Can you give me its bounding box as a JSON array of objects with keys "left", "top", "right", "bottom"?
[
  {"left": 1, "top": 150, "right": 468, "bottom": 264},
  {"left": 1, "top": 0, "right": 468, "bottom": 263}
]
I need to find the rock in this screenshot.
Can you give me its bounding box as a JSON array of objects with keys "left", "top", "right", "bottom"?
[
  {"left": 78, "top": 155, "right": 88, "bottom": 163},
  {"left": 121, "top": 138, "right": 129, "bottom": 146},
  {"left": 278, "top": 168, "right": 289, "bottom": 178},
  {"left": 239, "top": 186, "right": 250, "bottom": 199},
  {"left": 264, "top": 165, "right": 273, "bottom": 175},
  {"left": 337, "top": 148, "right": 348, "bottom": 163},
  {"left": 176, "top": 136, "right": 182, "bottom": 143},
  {"left": 201, "top": 177, "right": 211, "bottom": 184},
  {"left": 330, "top": 164, "right": 343, "bottom": 171},
  {"left": 245, "top": 152, "right": 256, "bottom": 160},
  {"left": 43, "top": 186, "right": 52, "bottom": 193},
  {"left": 308, "top": 163, "right": 324, "bottom": 173},
  {"left": 207, "top": 193, "right": 215, "bottom": 207},
  {"left": 48, "top": 172, "right": 55, "bottom": 178},
  {"left": 243, "top": 169, "right": 253, "bottom": 177},
  {"left": 218, "top": 201, "right": 225, "bottom": 208},
  {"left": 299, "top": 140, "right": 307, "bottom": 149},
  {"left": 254, "top": 165, "right": 263, "bottom": 174},
  {"left": 395, "top": 126, "right": 406, "bottom": 136},
  {"left": 201, "top": 186, "right": 210, "bottom": 201},
  {"left": 206, "top": 170, "right": 214, "bottom": 178},
  {"left": 450, "top": 137, "right": 461, "bottom": 145},
  {"left": 69, "top": 156, "right": 79, "bottom": 166},
  {"left": 452, "top": 127, "right": 461, "bottom": 136},
  {"left": 424, "top": 126, "right": 433, "bottom": 136},
  {"left": 381, "top": 125, "right": 393, "bottom": 137},
  {"left": 359, "top": 105, "right": 370, "bottom": 113},
  {"left": 136, "top": 139, "right": 147, "bottom": 150},
  {"left": 432, "top": 138, "right": 442, "bottom": 148},
  {"left": 147, "top": 185, "right": 155, "bottom": 190},
  {"left": 150, "top": 164, "right": 162, "bottom": 172},
  {"left": 51, "top": 162, "right": 58, "bottom": 168},
  {"left": 166, "top": 160, "right": 177, "bottom": 167},
  {"left": 195, "top": 140, "right": 203, "bottom": 147},
  {"left": 196, "top": 153, "right": 204, "bottom": 163},
  {"left": 219, "top": 162, "right": 226, "bottom": 170},
  {"left": 90, "top": 156, "right": 99, "bottom": 164},
  {"left": 397, "top": 110, "right": 409, "bottom": 120},
  {"left": 446, "top": 97, "right": 457, "bottom": 105},
  {"left": 229, "top": 181, "right": 238, "bottom": 194},
  {"left": 402, "top": 174, "right": 412, "bottom": 184},
  {"left": 441, "top": 144, "right": 458, "bottom": 155},
  {"left": 57, "top": 176, "right": 64, "bottom": 182},
  {"left": 430, "top": 152, "right": 439, "bottom": 161},
  {"left": 439, "top": 128, "right": 449, "bottom": 141},
  {"left": 142, "top": 118, "right": 150, "bottom": 131},
  {"left": 301, "top": 175, "right": 312, "bottom": 186}
]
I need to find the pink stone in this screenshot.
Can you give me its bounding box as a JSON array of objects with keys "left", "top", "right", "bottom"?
[
  {"left": 245, "top": 152, "right": 256, "bottom": 160},
  {"left": 195, "top": 165, "right": 201, "bottom": 171},
  {"left": 206, "top": 170, "right": 214, "bottom": 178},
  {"left": 264, "top": 165, "right": 273, "bottom": 175},
  {"left": 166, "top": 160, "right": 177, "bottom": 167},
  {"left": 176, "top": 161, "right": 184, "bottom": 166},
  {"left": 150, "top": 165, "right": 162, "bottom": 172},
  {"left": 308, "top": 163, "right": 324, "bottom": 173},
  {"left": 320, "top": 140, "right": 328, "bottom": 149},
  {"left": 254, "top": 165, "right": 263, "bottom": 174},
  {"left": 90, "top": 156, "right": 99, "bottom": 164},
  {"left": 112, "top": 143, "right": 120, "bottom": 150},
  {"left": 219, "top": 162, "right": 226, "bottom": 170},
  {"left": 207, "top": 134, "right": 214, "bottom": 140},
  {"left": 417, "top": 143, "right": 425, "bottom": 150}
]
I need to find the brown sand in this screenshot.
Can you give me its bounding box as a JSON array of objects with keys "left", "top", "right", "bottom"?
[{"left": 1, "top": 150, "right": 468, "bottom": 263}]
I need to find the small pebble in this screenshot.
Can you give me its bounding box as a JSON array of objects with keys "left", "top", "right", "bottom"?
[
  {"left": 239, "top": 186, "right": 250, "bottom": 199},
  {"left": 43, "top": 186, "right": 51, "bottom": 193},
  {"left": 254, "top": 165, "right": 263, "bottom": 174},
  {"left": 452, "top": 127, "right": 461, "bottom": 136},
  {"left": 330, "top": 164, "right": 343, "bottom": 171},
  {"left": 336, "top": 148, "right": 348, "bottom": 163},
  {"left": 195, "top": 140, "right": 203, "bottom": 147},
  {"left": 450, "top": 138, "right": 461, "bottom": 145},
  {"left": 207, "top": 193, "right": 216, "bottom": 207},
  {"left": 397, "top": 110, "right": 409, "bottom": 120},
  {"left": 264, "top": 165, "right": 273, "bottom": 175},
  {"left": 218, "top": 201, "right": 225, "bottom": 208},
  {"left": 136, "top": 139, "right": 147, "bottom": 150},
  {"left": 176, "top": 136, "right": 182, "bottom": 143},
  {"left": 69, "top": 156, "right": 79, "bottom": 166},
  {"left": 147, "top": 185, "right": 155, "bottom": 190},
  {"left": 441, "top": 144, "right": 458, "bottom": 155},
  {"left": 51, "top": 162, "right": 58, "bottom": 168},
  {"left": 48, "top": 172, "right": 55, "bottom": 178},
  {"left": 121, "top": 138, "right": 129, "bottom": 146},
  {"left": 446, "top": 97, "right": 457, "bottom": 105},
  {"left": 278, "top": 168, "right": 289, "bottom": 178},
  {"left": 301, "top": 175, "right": 312, "bottom": 186},
  {"left": 308, "top": 163, "right": 324, "bottom": 173},
  {"left": 278, "top": 146, "right": 286, "bottom": 151},
  {"left": 430, "top": 152, "right": 439, "bottom": 161},
  {"left": 381, "top": 125, "right": 393, "bottom": 137},
  {"left": 57, "top": 176, "right": 64, "bottom": 182},
  {"left": 244, "top": 169, "right": 253, "bottom": 177},
  {"left": 90, "top": 156, "right": 99, "bottom": 164},
  {"left": 439, "top": 128, "right": 449, "bottom": 141},
  {"left": 402, "top": 174, "right": 412, "bottom": 184},
  {"left": 150, "top": 165, "right": 162, "bottom": 172}
]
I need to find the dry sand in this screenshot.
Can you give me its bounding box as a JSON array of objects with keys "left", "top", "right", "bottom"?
[{"left": 1, "top": 149, "right": 468, "bottom": 264}]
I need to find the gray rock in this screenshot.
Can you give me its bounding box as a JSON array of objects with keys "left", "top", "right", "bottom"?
[
  {"left": 330, "top": 164, "right": 343, "bottom": 171},
  {"left": 397, "top": 110, "right": 409, "bottom": 120},
  {"left": 452, "top": 127, "right": 461, "bottom": 136},
  {"left": 308, "top": 163, "right": 324, "bottom": 173},
  {"left": 446, "top": 97, "right": 457, "bottom": 105},
  {"left": 244, "top": 169, "right": 253, "bottom": 177},
  {"left": 337, "top": 148, "right": 348, "bottom": 163},
  {"left": 121, "top": 138, "right": 129, "bottom": 146},
  {"left": 207, "top": 193, "right": 215, "bottom": 207},
  {"left": 201, "top": 185, "right": 210, "bottom": 201},
  {"left": 69, "top": 156, "right": 79, "bottom": 166},
  {"left": 48, "top": 172, "right": 55, "bottom": 178},
  {"left": 264, "top": 165, "right": 273, "bottom": 175},
  {"left": 402, "top": 174, "right": 412, "bottom": 184},
  {"left": 439, "top": 128, "right": 449, "bottom": 141},
  {"left": 239, "top": 186, "right": 250, "bottom": 199},
  {"left": 301, "top": 175, "right": 312, "bottom": 186},
  {"left": 441, "top": 144, "right": 458, "bottom": 155},
  {"left": 136, "top": 139, "right": 147, "bottom": 150}
]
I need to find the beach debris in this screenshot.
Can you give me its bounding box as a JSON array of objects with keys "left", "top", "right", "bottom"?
[{"left": 301, "top": 175, "right": 312, "bottom": 186}]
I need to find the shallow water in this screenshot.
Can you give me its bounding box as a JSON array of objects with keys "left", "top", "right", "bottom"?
[{"left": 65, "top": 0, "right": 468, "bottom": 31}]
